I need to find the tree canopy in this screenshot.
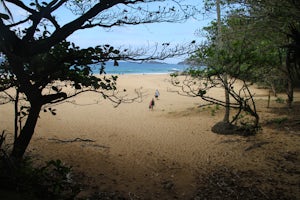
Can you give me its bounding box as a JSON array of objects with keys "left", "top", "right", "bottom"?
[{"left": 172, "top": 0, "right": 300, "bottom": 134}]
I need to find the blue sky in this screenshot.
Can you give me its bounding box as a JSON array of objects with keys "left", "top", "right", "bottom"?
[
  {"left": 4, "top": 0, "right": 216, "bottom": 63},
  {"left": 68, "top": 19, "right": 210, "bottom": 63}
]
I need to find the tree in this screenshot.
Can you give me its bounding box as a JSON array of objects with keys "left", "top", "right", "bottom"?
[
  {"left": 178, "top": 0, "right": 300, "bottom": 132},
  {"left": 171, "top": 5, "right": 264, "bottom": 134},
  {"left": 286, "top": 25, "right": 300, "bottom": 106},
  {"left": 228, "top": 0, "right": 300, "bottom": 107},
  {"left": 216, "top": 0, "right": 231, "bottom": 123},
  {"left": 196, "top": 0, "right": 234, "bottom": 123},
  {"left": 0, "top": 0, "right": 197, "bottom": 160}
]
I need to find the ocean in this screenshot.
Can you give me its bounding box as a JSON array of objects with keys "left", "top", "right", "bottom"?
[{"left": 90, "top": 61, "right": 189, "bottom": 75}]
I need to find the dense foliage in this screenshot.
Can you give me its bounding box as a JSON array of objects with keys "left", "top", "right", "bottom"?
[
  {"left": 171, "top": 0, "right": 300, "bottom": 134},
  {"left": 191, "top": 0, "right": 300, "bottom": 104}
]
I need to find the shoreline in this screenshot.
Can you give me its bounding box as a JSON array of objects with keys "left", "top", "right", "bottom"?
[
  {"left": 92, "top": 61, "right": 189, "bottom": 75},
  {"left": 94, "top": 71, "right": 182, "bottom": 75}
]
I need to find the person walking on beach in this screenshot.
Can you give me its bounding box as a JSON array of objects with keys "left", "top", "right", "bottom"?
[
  {"left": 149, "top": 98, "right": 155, "bottom": 110},
  {"left": 155, "top": 89, "right": 160, "bottom": 100}
]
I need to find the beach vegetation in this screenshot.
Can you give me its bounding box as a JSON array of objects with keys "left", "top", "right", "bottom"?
[
  {"left": 0, "top": 0, "right": 198, "bottom": 163},
  {"left": 210, "top": 108, "right": 216, "bottom": 116},
  {"left": 172, "top": 21, "right": 260, "bottom": 134},
  {"left": 0, "top": 143, "right": 80, "bottom": 200},
  {"left": 207, "top": 104, "right": 219, "bottom": 116},
  {"left": 275, "top": 97, "right": 285, "bottom": 104},
  {"left": 226, "top": 0, "right": 300, "bottom": 107},
  {"left": 171, "top": 0, "right": 300, "bottom": 135}
]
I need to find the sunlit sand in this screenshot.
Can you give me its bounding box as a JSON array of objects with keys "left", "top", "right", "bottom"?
[{"left": 1, "top": 74, "right": 299, "bottom": 199}]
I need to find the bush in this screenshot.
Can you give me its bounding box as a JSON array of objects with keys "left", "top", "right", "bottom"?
[
  {"left": 31, "top": 159, "right": 81, "bottom": 199},
  {"left": 275, "top": 97, "right": 285, "bottom": 104},
  {"left": 0, "top": 152, "right": 80, "bottom": 199}
]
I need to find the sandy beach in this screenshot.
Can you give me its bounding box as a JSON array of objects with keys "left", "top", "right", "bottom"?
[{"left": 1, "top": 74, "right": 299, "bottom": 199}]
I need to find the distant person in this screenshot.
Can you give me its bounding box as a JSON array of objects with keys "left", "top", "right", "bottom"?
[
  {"left": 155, "top": 89, "right": 160, "bottom": 99},
  {"left": 149, "top": 98, "right": 155, "bottom": 110}
]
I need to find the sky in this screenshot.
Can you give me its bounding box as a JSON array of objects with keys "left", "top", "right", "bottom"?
[{"left": 4, "top": 0, "right": 217, "bottom": 64}]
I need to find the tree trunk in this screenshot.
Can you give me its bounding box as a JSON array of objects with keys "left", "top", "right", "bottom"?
[
  {"left": 223, "top": 74, "right": 230, "bottom": 123},
  {"left": 286, "top": 50, "right": 294, "bottom": 108},
  {"left": 216, "top": 0, "right": 230, "bottom": 122},
  {"left": 14, "top": 89, "right": 19, "bottom": 142},
  {"left": 11, "top": 102, "right": 42, "bottom": 160},
  {"left": 286, "top": 77, "right": 294, "bottom": 108}
]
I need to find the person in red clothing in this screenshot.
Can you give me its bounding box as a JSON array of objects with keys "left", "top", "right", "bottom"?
[{"left": 149, "top": 98, "right": 155, "bottom": 110}]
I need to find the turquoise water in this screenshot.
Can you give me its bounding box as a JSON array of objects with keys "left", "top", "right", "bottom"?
[{"left": 90, "top": 62, "right": 189, "bottom": 74}]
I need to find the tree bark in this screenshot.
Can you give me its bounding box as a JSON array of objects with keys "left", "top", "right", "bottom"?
[
  {"left": 286, "top": 77, "right": 294, "bottom": 108},
  {"left": 286, "top": 50, "right": 294, "bottom": 108},
  {"left": 216, "top": 0, "right": 230, "bottom": 123},
  {"left": 223, "top": 74, "right": 230, "bottom": 123},
  {"left": 11, "top": 101, "right": 42, "bottom": 160},
  {"left": 14, "top": 89, "right": 19, "bottom": 142}
]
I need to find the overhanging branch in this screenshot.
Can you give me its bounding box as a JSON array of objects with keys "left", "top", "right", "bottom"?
[{"left": 44, "top": 86, "right": 144, "bottom": 108}]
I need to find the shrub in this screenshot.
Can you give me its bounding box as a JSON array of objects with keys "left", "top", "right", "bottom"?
[{"left": 0, "top": 152, "right": 80, "bottom": 199}]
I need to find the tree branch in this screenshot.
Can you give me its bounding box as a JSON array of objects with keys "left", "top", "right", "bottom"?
[
  {"left": 26, "top": 0, "right": 131, "bottom": 55},
  {"left": 42, "top": 92, "right": 67, "bottom": 104},
  {"left": 6, "top": 0, "right": 36, "bottom": 14},
  {"left": 43, "top": 86, "right": 144, "bottom": 108}
]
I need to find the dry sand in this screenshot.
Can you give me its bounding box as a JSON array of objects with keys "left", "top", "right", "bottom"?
[{"left": 0, "top": 74, "right": 299, "bottom": 199}]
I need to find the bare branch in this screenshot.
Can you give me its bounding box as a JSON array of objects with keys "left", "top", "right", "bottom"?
[
  {"left": 118, "top": 41, "right": 198, "bottom": 62},
  {"left": 2, "top": 0, "right": 199, "bottom": 56},
  {"left": 170, "top": 72, "right": 259, "bottom": 128},
  {"left": 41, "top": 84, "right": 144, "bottom": 108},
  {"left": 5, "top": 0, "right": 36, "bottom": 14}
]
